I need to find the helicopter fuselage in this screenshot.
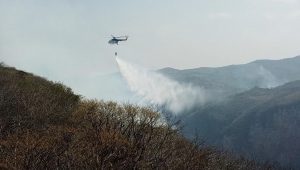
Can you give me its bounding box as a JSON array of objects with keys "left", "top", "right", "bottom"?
[{"left": 108, "top": 36, "right": 128, "bottom": 45}]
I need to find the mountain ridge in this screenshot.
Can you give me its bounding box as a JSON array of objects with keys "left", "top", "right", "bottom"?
[
  {"left": 160, "top": 55, "right": 300, "bottom": 71},
  {"left": 159, "top": 55, "right": 300, "bottom": 99}
]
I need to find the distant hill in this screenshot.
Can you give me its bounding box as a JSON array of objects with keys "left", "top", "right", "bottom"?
[
  {"left": 158, "top": 56, "right": 300, "bottom": 169},
  {"left": 159, "top": 56, "right": 300, "bottom": 98},
  {"left": 182, "top": 80, "right": 300, "bottom": 168}
]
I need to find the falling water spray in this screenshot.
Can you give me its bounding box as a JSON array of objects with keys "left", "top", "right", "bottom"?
[{"left": 115, "top": 57, "right": 206, "bottom": 114}]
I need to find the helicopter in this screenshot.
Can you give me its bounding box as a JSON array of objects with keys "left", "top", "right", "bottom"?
[{"left": 108, "top": 35, "right": 128, "bottom": 45}]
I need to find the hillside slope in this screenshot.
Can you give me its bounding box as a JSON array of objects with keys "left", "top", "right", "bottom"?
[
  {"left": 0, "top": 63, "right": 278, "bottom": 169},
  {"left": 183, "top": 80, "right": 300, "bottom": 168},
  {"left": 0, "top": 63, "right": 80, "bottom": 133}
]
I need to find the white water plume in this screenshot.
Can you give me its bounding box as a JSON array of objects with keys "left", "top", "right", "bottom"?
[{"left": 116, "top": 57, "right": 205, "bottom": 114}]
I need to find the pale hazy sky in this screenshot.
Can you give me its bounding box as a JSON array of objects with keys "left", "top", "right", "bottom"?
[{"left": 1, "top": 0, "right": 300, "bottom": 98}]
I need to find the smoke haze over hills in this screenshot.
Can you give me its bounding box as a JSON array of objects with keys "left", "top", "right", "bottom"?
[{"left": 100, "top": 56, "right": 300, "bottom": 112}]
